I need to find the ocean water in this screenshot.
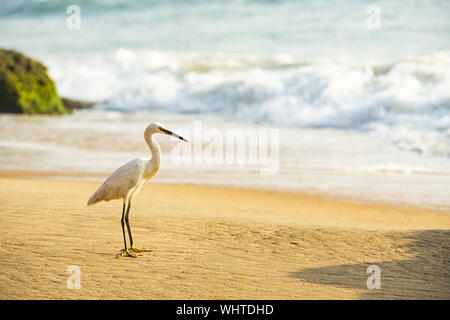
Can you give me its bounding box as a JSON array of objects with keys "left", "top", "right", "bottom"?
[{"left": 0, "top": 0, "right": 449, "bottom": 209}]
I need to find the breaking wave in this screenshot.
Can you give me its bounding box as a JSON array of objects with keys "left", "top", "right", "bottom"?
[{"left": 48, "top": 49, "right": 450, "bottom": 157}]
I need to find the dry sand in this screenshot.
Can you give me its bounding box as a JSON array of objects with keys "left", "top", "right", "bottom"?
[{"left": 0, "top": 170, "right": 449, "bottom": 299}]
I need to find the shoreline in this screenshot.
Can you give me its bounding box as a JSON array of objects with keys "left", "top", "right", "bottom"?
[
  {"left": 1, "top": 110, "right": 449, "bottom": 211},
  {"left": 1, "top": 169, "right": 449, "bottom": 215}
]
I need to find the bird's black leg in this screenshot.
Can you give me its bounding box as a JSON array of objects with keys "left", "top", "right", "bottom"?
[
  {"left": 116, "top": 201, "right": 137, "bottom": 258},
  {"left": 124, "top": 200, "right": 133, "bottom": 248},
  {"left": 125, "top": 200, "right": 151, "bottom": 254},
  {"left": 120, "top": 203, "right": 127, "bottom": 251}
]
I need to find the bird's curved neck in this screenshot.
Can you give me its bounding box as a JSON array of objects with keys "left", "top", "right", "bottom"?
[{"left": 146, "top": 133, "right": 161, "bottom": 168}]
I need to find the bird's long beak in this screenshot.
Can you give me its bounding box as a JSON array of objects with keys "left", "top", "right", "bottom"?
[
  {"left": 171, "top": 131, "right": 189, "bottom": 142},
  {"left": 160, "top": 127, "right": 189, "bottom": 142}
]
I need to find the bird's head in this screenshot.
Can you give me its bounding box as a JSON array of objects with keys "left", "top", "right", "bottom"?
[{"left": 145, "top": 122, "right": 189, "bottom": 142}]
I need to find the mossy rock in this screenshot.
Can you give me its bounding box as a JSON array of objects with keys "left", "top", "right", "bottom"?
[
  {"left": 0, "top": 48, "right": 68, "bottom": 115},
  {"left": 61, "top": 97, "right": 95, "bottom": 111}
]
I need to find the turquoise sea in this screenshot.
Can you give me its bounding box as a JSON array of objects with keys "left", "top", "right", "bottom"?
[{"left": 1, "top": 0, "right": 449, "bottom": 208}]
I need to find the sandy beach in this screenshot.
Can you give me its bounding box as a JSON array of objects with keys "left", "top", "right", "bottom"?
[{"left": 1, "top": 170, "right": 449, "bottom": 300}]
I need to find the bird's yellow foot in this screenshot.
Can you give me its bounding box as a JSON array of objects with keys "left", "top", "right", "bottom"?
[
  {"left": 129, "top": 247, "right": 152, "bottom": 253},
  {"left": 116, "top": 249, "right": 137, "bottom": 258}
]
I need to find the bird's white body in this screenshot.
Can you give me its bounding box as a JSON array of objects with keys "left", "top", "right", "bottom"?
[
  {"left": 87, "top": 157, "right": 158, "bottom": 206},
  {"left": 87, "top": 130, "right": 161, "bottom": 206}
]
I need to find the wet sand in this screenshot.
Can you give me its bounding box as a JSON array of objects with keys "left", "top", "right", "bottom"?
[{"left": 0, "top": 171, "right": 449, "bottom": 299}]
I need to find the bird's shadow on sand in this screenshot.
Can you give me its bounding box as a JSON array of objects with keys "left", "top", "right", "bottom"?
[{"left": 289, "top": 230, "right": 450, "bottom": 299}]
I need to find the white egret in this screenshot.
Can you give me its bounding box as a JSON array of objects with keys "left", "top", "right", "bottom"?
[{"left": 87, "top": 122, "right": 188, "bottom": 258}]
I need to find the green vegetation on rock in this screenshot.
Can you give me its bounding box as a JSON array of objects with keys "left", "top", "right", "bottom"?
[{"left": 0, "top": 48, "right": 68, "bottom": 115}]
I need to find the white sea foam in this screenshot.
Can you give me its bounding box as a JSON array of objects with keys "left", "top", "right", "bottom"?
[{"left": 47, "top": 49, "right": 450, "bottom": 158}]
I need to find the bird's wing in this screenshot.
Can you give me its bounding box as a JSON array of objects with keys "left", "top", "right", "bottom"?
[{"left": 88, "top": 158, "right": 148, "bottom": 205}]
